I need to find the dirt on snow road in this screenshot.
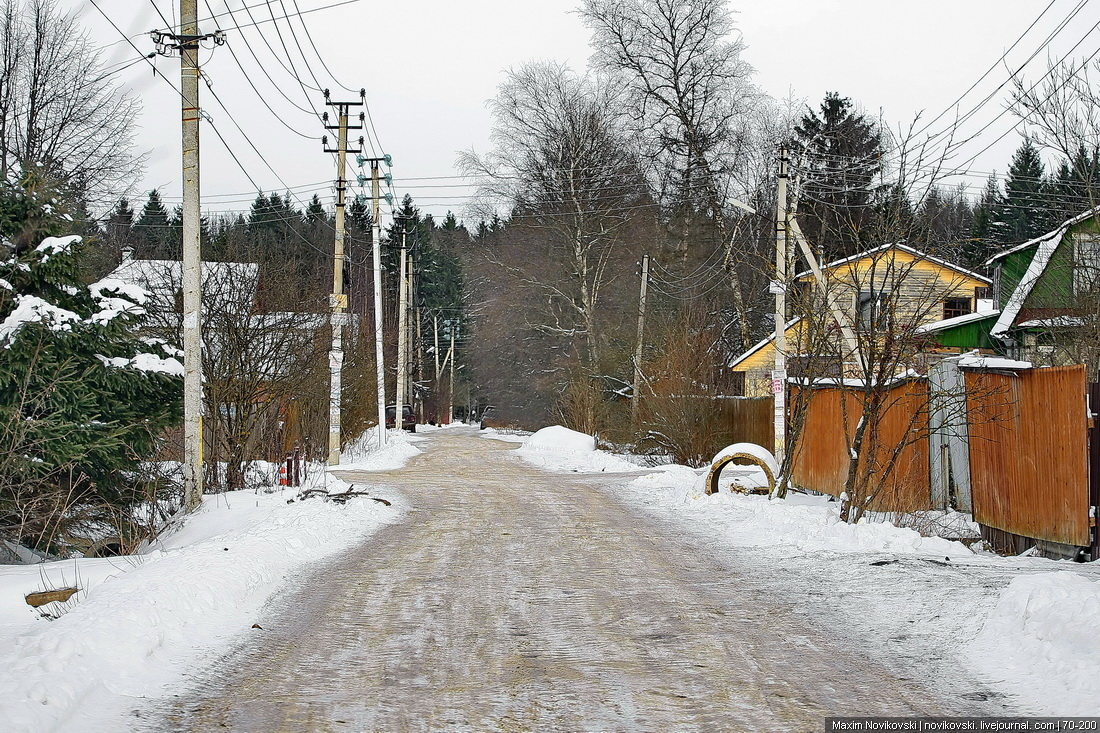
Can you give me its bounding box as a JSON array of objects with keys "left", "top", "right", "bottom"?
[{"left": 156, "top": 428, "right": 998, "bottom": 732}]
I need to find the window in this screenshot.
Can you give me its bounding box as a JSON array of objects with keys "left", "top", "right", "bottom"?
[
  {"left": 858, "top": 290, "right": 891, "bottom": 330},
  {"left": 942, "top": 297, "right": 972, "bottom": 320},
  {"left": 1075, "top": 233, "right": 1100, "bottom": 294}
]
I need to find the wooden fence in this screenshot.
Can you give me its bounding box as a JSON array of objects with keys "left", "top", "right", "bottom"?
[
  {"left": 965, "top": 365, "right": 1090, "bottom": 549},
  {"left": 715, "top": 396, "right": 775, "bottom": 451}
]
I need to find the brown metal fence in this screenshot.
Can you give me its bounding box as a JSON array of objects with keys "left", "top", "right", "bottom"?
[
  {"left": 965, "top": 365, "right": 1090, "bottom": 548},
  {"left": 788, "top": 381, "right": 931, "bottom": 512}
]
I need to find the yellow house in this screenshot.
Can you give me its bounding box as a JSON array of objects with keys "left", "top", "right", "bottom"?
[{"left": 731, "top": 243, "right": 993, "bottom": 396}]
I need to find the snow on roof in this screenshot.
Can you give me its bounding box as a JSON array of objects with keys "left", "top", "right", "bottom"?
[
  {"left": 789, "top": 369, "right": 925, "bottom": 389},
  {"left": 794, "top": 242, "right": 991, "bottom": 284},
  {"left": 914, "top": 310, "right": 1000, "bottom": 335},
  {"left": 957, "top": 355, "right": 1032, "bottom": 370},
  {"left": 986, "top": 209, "right": 1100, "bottom": 340},
  {"left": 1017, "top": 316, "right": 1086, "bottom": 329},
  {"left": 109, "top": 258, "right": 259, "bottom": 295},
  {"left": 728, "top": 317, "right": 801, "bottom": 369},
  {"left": 986, "top": 207, "right": 1100, "bottom": 265}
]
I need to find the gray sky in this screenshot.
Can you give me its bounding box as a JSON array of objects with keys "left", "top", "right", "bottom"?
[{"left": 76, "top": 0, "right": 1098, "bottom": 225}]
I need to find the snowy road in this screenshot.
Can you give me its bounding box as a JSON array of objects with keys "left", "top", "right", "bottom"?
[{"left": 153, "top": 429, "right": 998, "bottom": 731}]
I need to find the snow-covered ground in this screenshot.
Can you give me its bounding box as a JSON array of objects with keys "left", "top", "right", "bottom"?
[
  {"left": 508, "top": 425, "right": 1100, "bottom": 716},
  {"left": 3, "top": 424, "right": 1097, "bottom": 731},
  {"left": 0, "top": 429, "right": 419, "bottom": 733}
]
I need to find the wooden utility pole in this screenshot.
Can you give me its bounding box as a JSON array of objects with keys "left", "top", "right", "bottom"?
[
  {"left": 773, "top": 148, "right": 789, "bottom": 466},
  {"left": 630, "top": 254, "right": 650, "bottom": 429},
  {"left": 322, "top": 91, "right": 364, "bottom": 465}
]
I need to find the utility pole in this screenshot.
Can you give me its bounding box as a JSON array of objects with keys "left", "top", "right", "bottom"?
[
  {"left": 433, "top": 313, "right": 441, "bottom": 384},
  {"left": 154, "top": 2, "right": 224, "bottom": 510},
  {"left": 395, "top": 225, "right": 409, "bottom": 421},
  {"left": 773, "top": 148, "right": 790, "bottom": 466},
  {"left": 370, "top": 158, "right": 388, "bottom": 448},
  {"left": 631, "top": 254, "right": 650, "bottom": 429},
  {"left": 448, "top": 325, "right": 456, "bottom": 424},
  {"left": 415, "top": 284, "right": 424, "bottom": 424},
  {"left": 322, "top": 90, "right": 364, "bottom": 466}
]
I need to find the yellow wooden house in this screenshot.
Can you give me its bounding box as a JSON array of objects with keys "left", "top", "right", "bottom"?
[{"left": 730, "top": 243, "right": 994, "bottom": 397}]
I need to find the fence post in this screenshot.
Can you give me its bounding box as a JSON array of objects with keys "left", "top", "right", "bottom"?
[{"left": 1089, "top": 375, "right": 1099, "bottom": 560}]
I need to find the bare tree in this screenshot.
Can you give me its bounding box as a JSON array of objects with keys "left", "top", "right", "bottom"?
[
  {"left": 0, "top": 0, "right": 142, "bottom": 206},
  {"left": 130, "top": 259, "right": 328, "bottom": 490},
  {"left": 460, "top": 62, "right": 651, "bottom": 428},
  {"left": 1011, "top": 57, "right": 1100, "bottom": 215},
  {"left": 580, "top": 0, "right": 762, "bottom": 351}
]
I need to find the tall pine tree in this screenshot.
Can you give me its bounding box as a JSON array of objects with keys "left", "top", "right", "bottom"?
[
  {"left": 794, "top": 93, "right": 884, "bottom": 258},
  {"left": 990, "top": 139, "right": 1055, "bottom": 246}
]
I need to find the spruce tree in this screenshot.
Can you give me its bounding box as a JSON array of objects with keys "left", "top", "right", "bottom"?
[
  {"left": 794, "top": 93, "right": 884, "bottom": 258},
  {"left": 135, "top": 189, "right": 176, "bottom": 258},
  {"left": 0, "top": 174, "right": 182, "bottom": 551},
  {"left": 991, "top": 139, "right": 1055, "bottom": 245}
]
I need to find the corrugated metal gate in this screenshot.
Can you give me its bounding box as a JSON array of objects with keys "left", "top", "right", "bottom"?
[
  {"left": 928, "top": 358, "right": 973, "bottom": 512},
  {"left": 965, "top": 365, "right": 1090, "bottom": 548}
]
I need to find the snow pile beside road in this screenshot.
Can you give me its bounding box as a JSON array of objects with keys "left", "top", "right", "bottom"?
[
  {"left": 526, "top": 425, "right": 596, "bottom": 452},
  {"left": 515, "top": 426, "right": 642, "bottom": 473},
  {"left": 340, "top": 426, "right": 422, "bottom": 471},
  {"left": 0, "top": 472, "right": 403, "bottom": 733},
  {"left": 969, "top": 572, "right": 1100, "bottom": 714},
  {"left": 624, "top": 467, "right": 970, "bottom": 558}
]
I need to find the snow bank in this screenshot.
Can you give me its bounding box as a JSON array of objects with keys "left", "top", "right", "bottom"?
[
  {"left": 339, "top": 426, "right": 422, "bottom": 471},
  {"left": 515, "top": 426, "right": 641, "bottom": 473},
  {"left": 0, "top": 473, "right": 403, "bottom": 733},
  {"left": 624, "top": 468, "right": 969, "bottom": 558},
  {"left": 969, "top": 572, "right": 1100, "bottom": 714},
  {"left": 525, "top": 425, "right": 595, "bottom": 451}
]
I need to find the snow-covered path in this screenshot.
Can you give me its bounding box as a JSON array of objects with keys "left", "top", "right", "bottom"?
[{"left": 147, "top": 429, "right": 1003, "bottom": 731}]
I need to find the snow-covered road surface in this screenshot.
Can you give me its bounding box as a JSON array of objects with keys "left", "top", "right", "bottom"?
[{"left": 148, "top": 429, "right": 1007, "bottom": 731}]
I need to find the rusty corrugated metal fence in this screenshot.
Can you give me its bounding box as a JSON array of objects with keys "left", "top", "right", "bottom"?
[
  {"left": 788, "top": 381, "right": 930, "bottom": 512},
  {"left": 965, "top": 365, "right": 1090, "bottom": 547}
]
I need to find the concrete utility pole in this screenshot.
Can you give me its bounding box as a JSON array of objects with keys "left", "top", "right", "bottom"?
[
  {"left": 448, "top": 325, "right": 456, "bottom": 424},
  {"left": 773, "top": 148, "right": 790, "bottom": 466},
  {"left": 370, "top": 159, "right": 387, "bottom": 448},
  {"left": 180, "top": 0, "right": 202, "bottom": 509},
  {"left": 322, "top": 91, "right": 364, "bottom": 466},
  {"left": 395, "top": 226, "right": 409, "bottom": 422},
  {"left": 155, "top": 1, "right": 223, "bottom": 510},
  {"left": 630, "top": 254, "right": 650, "bottom": 429}
]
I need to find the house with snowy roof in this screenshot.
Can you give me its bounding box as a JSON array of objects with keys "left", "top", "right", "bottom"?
[
  {"left": 730, "top": 242, "right": 993, "bottom": 397},
  {"left": 979, "top": 208, "right": 1100, "bottom": 367},
  {"left": 106, "top": 250, "right": 333, "bottom": 469},
  {"left": 108, "top": 248, "right": 261, "bottom": 319}
]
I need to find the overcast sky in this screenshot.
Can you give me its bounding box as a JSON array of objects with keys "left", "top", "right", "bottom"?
[{"left": 75, "top": 0, "right": 1098, "bottom": 225}]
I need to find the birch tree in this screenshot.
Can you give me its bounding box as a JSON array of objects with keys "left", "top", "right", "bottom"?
[
  {"left": 580, "top": 0, "right": 761, "bottom": 351},
  {"left": 461, "top": 61, "right": 647, "bottom": 371},
  {"left": 0, "top": 0, "right": 142, "bottom": 208}
]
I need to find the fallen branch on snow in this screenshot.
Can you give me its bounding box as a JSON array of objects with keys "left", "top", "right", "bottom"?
[{"left": 292, "top": 485, "right": 392, "bottom": 507}]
